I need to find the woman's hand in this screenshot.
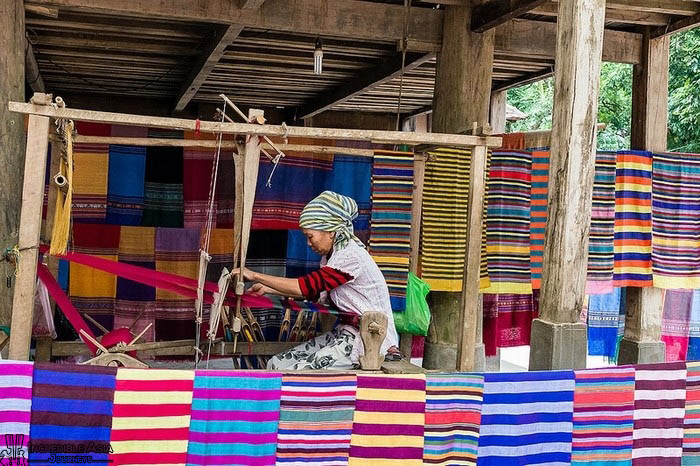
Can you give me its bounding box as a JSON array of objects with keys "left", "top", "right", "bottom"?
[
  {"left": 248, "top": 283, "right": 272, "bottom": 296},
  {"left": 231, "top": 267, "right": 256, "bottom": 282}
]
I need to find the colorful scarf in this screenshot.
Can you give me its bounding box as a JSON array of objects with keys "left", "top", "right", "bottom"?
[
  {"left": 572, "top": 367, "right": 635, "bottom": 465},
  {"left": 142, "top": 145, "right": 184, "bottom": 228},
  {"left": 684, "top": 361, "right": 700, "bottom": 462},
  {"left": 30, "top": 363, "right": 116, "bottom": 464},
  {"left": 276, "top": 374, "right": 356, "bottom": 465},
  {"left": 652, "top": 151, "right": 700, "bottom": 289},
  {"left": 423, "top": 373, "right": 484, "bottom": 466},
  {"left": 299, "top": 191, "right": 363, "bottom": 250},
  {"left": 0, "top": 361, "right": 33, "bottom": 463},
  {"left": 349, "top": 374, "right": 426, "bottom": 465},
  {"left": 477, "top": 371, "right": 575, "bottom": 465},
  {"left": 368, "top": 150, "right": 414, "bottom": 311},
  {"left": 110, "top": 368, "right": 194, "bottom": 466},
  {"left": 586, "top": 151, "right": 617, "bottom": 294},
  {"left": 187, "top": 370, "right": 281, "bottom": 466},
  {"left": 530, "top": 151, "right": 549, "bottom": 289},
  {"left": 106, "top": 144, "right": 146, "bottom": 226}
]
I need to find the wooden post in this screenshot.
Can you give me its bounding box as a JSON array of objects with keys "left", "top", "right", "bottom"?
[
  {"left": 490, "top": 90, "right": 507, "bottom": 133},
  {"left": 456, "top": 144, "right": 488, "bottom": 371},
  {"left": 0, "top": 0, "right": 26, "bottom": 330},
  {"left": 8, "top": 93, "right": 52, "bottom": 360},
  {"left": 425, "top": 2, "right": 494, "bottom": 371},
  {"left": 529, "top": 0, "right": 605, "bottom": 371},
  {"left": 619, "top": 28, "right": 669, "bottom": 365}
]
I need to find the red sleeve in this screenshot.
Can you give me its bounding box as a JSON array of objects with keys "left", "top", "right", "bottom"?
[{"left": 297, "top": 266, "right": 354, "bottom": 301}]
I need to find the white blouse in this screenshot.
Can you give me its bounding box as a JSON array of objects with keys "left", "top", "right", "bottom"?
[{"left": 320, "top": 241, "right": 400, "bottom": 361}]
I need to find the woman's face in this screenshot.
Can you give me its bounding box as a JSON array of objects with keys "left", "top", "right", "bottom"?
[{"left": 302, "top": 228, "right": 334, "bottom": 255}]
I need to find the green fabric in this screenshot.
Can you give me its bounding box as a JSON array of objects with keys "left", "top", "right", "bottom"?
[{"left": 298, "top": 190, "right": 364, "bottom": 250}]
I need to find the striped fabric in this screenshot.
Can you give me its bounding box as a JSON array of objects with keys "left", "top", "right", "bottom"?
[
  {"left": 632, "top": 362, "right": 687, "bottom": 465},
  {"left": 477, "top": 371, "right": 575, "bottom": 466},
  {"left": 72, "top": 142, "right": 110, "bottom": 222},
  {"left": 652, "top": 151, "right": 700, "bottom": 289},
  {"left": 572, "top": 367, "right": 635, "bottom": 465},
  {"left": 30, "top": 363, "right": 116, "bottom": 464},
  {"left": 484, "top": 150, "right": 533, "bottom": 294},
  {"left": 155, "top": 227, "right": 200, "bottom": 323},
  {"left": 587, "top": 151, "right": 617, "bottom": 294},
  {"left": 110, "top": 368, "right": 194, "bottom": 466},
  {"left": 662, "top": 290, "right": 695, "bottom": 362},
  {"left": 187, "top": 370, "right": 281, "bottom": 466},
  {"left": 587, "top": 288, "right": 623, "bottom": 360},
  {"left": 349, "top": 374, "right": 426, "bottom": 465},
  {"left": 368, "top": 150, "right": 413, "bottom": 311},
  {"left": 0, "top": 361, "right": 33, "bottom": 463},
  {"left": 424, "top": 373, "right": 484, "bottom": 466},
  {"left": 684, "top": 361, "right": 700, "bottom": 463},
  {"left": 107, "top": 144, "right": 147, "bottom": 226},
  {"left": 613, "top": 150, "right": 653, "bottom": 287},
  {"left": 530, "top": 151, "right": 549, "bottom": 289},
  {"left": 276, "top": 374, "right": 356, "bottom": 465}
]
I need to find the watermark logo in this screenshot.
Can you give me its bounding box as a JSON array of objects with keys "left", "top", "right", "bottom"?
[{"left": 0, "top": 434, "right": 28, "bottom": 466}]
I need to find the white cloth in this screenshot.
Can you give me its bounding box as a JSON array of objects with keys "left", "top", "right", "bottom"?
[{"left": 321, "top": 241, "right": 399, "bottom": 362}]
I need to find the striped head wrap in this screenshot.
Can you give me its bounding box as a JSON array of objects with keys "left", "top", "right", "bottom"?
[{"left": 299, "top": 191, "right": 364, "bottom": 250}]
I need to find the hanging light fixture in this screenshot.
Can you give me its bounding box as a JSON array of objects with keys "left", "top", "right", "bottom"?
[{"left": 313, "top": 37, "right": 323, "bottom": 75}]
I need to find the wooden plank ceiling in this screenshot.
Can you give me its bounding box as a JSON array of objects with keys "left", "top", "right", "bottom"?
[{"left": 25, "top": 0, "right": 699, "bottom": 117}]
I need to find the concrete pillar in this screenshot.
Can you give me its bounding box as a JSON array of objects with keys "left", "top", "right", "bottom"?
[
  {"left": 490, "top": 90, "right": 507, "bottom": 133},
  {"left": 425, "top": 3, "right": 494, "bottom": 370},
  {"left": 0, "top": 0, "right": 26, "bottom": 328},
  {"left": 529, "top": 0, "right": 605, "bottom": 371},
  {"left": 619, "top": 28, "right": 670, "bottom": 365}
]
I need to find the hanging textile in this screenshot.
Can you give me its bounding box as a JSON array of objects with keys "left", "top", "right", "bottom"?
[
  {"left": 187, "top": 370, "right": 281, "bottom": 466},
  {"left": 214, "top": 151, "right": 236, "bottom": 229},
  {"left": 348, "top": 374, "right": 426, "bottom": 465},
  {"left": 687, "top": 291, "right": 700, "bottom": 361},
  {"left": 106, "top": 144, "right": 146, "bottom": 226},
  {"left": 663, "top": 290, "right": 695, "bottom": 362},
  {"left": 109, "top": 368, "right": 194, "bottom": 466},
  {"left": 69, "top": 223, "right": 121, "bottom": 331},
  {"left": 572, "top": 367, "right": 635, "bottom": 465},
  {"left": 29, "top": 364, "right": 116, "bottom": 464},
  {"left": 423, "top": 373, "right": 484, "bottom": 466},
  {"left": 0, "top": 361, "right": 33, "bottom": 463},
  {"left": 328, "top": 146, "right": 373, "bottom": 243},
  {"left": 484, "top": 150, "right": 533, "bottom": 294},
  {"left": 632, "top": 362, "right": 687, "bottom": 464},
  {"left": 586, "top": 151, "right": 617, "bottom": 294},
  {"left": 286, "top": 229, "right": 322, "bottom": 278},
  {"left": 368, "top": 149, "right": 414, "bottom": 311},
  {"left": 246, "top": 230, "right": 287, "bottom": 279},
  {"left": 652, "top": 151, "right": 700, "bottom": 289},
  {"left": 529, "top": 151, "right": 549, "bottom": 289},
  {"left": 142, "top": 145, "right": 184, "bottom": 228},
  {"left": 482, "top": 292, "right": 538, "bottom": 357},
  {"left": 276, "top": 374, "right": 357, "bottom": 465},
  {"left": 613, "top": 150, "right": 653, "bottom": 287},
  {"left": 587, "top": 288, "right": 623, "bottom": 361},
  {"left": 183, "top": 135, "right": 217, "bottom": 228},
  {"left": 497, "top": 132, "right": 526, "bottom": 150},
  {"left": 72, "top": 142, "right": 110, "bottom": 223},
  {"left": 477, "top": 371, "right": 575, "bottom": 465},
  {"left": 422, "top": 148, "right": 489, "bottom": 292},
  {"left": 683, "top": 361, "right": 700, "bottom": 461}
]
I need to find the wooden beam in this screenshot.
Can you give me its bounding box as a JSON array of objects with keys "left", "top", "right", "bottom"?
[
  {"left": 299, "top": 53, "right": 434, "bottom": 119},
  {"left": 173, "top": 25, "right": 242, "bottom": 112},
  {"left": 25, "top": 40, "right": 45, "bottom": 93},
  {"left": 532, "top": 2, "right": 672, "bottom": 26},
  {"left": 605, "top": 0, "right": 700, "bottom": 16},
  {"left": 25, "top": 3, "right": 59, "bottom": 17},
  {"left": 490, "top": 90, "right": 507, "bottom": 132},
  {"left": 472, "top": 0, "right": 549, "bottom": 33},
  {"left": 236, "top": 0, "right": 266, "bottom": 8},
  {"left": 651, "top": 11, "right": 700, "bottom": 38},
  {"left": 492, "top": 67, "right": 553, "bottom": 91}
]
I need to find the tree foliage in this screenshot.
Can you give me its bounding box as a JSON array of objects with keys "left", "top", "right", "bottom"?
[{"left": 506, "top": 28, "right": 700, "bottom": 153}]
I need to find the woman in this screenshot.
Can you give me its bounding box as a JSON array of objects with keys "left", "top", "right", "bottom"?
[{"left": 233, "top": 191, "right": 399, "bottom": 370}]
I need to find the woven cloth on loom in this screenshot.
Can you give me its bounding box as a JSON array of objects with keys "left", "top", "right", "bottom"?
[
  {"left": 632, "top": 362, "right": 687, "bottom": 464},
  {"left": 662, "top": 290, "right": 700, "bottom": 362},
  {"left": 276, "top": 373, "right": 356, "bottom": 465},
  {"left": 482, "top": 292, "right": 538, "bottom": 357},
  {"left": 72, "top": 142, "right": 109, "bottom": 222},
  {"left": 572, "top": 367, "right": 635, "bottom": 465},
  {"left": 69, "top": 223, "right": 121, "bottom": 331},
  {"left": 109, "top": 368, "right": 194, "bottom": 466},
  {"left": 530, "top": 151, "right": 548, "bottom": 289},
  {"left": 142, "top": 145, "right": 184, "bottom": 228},
  {"left": 422, "top": 148, "right": 489, "bottom": 292},
  {"left": 368, "top": 150, "right": 413, "bottom": 311},
  {"left": 587, "top": 288, "right": 623, "bottom": 361},
  {"left": 652, "top": 151, "right": 700, "bottom": 289},
  {"left": 30, "top": 363, "right": 116, "bottom": 464},
  {"left": 187, "top": 370, "right": 281, "bottom": 466},
  {"left": 477, "top": 370, "right": 575, "bottom": 465},
  {"left": 107, "top": 144, "right": 146, "bottom": 226},
  {"left": 423, "top": 373, "right": 484, "bottom": 466},
  {"left": 587, "top": 152, "right": 617, "bottom": 294},
  {"left": 0, "top": 361, "right": 33, "bottom": 462},
  {"left": 253, "top": 137, "right": 333, "bottom": 230},
  {"left": 613, "top": 150, "right": 653, "bottom": 287},
  {"left": 484, "top": 150, "right": 533, "bottom": 294},
  {"left": 328, "top": 145, "right": 373, "bottom": 242},
  {"left": 684, "top": 361, "right": 700, "bottom": 463},
  {"left": 348, "top": 374, "right": 426, "bottom": 465}
]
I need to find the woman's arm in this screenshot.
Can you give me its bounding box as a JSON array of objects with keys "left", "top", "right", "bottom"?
[{"left": 233, "top": 268, "right": 304, "bottom": 299}]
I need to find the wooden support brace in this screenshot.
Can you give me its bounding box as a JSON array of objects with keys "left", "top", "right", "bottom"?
[{"left": 359, "top": 311, "right": 388, "bottom": 371}]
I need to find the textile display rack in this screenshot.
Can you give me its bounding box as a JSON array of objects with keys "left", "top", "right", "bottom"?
[{"left": 6, "top": 92, "right": 502, "bottom": 372}]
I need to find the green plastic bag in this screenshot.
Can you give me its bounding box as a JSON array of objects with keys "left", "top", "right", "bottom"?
[{"left": 393, "top": 272, "right": 431, "bottom": 336}]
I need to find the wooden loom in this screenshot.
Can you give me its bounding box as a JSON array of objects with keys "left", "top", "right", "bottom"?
[{"left": 7, "top": 92, "right": 502, "bottom": 372}]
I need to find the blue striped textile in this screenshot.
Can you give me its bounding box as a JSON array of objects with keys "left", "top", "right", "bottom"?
[{"left": 107, "top": 144, "right": 146, "bottom": 225}]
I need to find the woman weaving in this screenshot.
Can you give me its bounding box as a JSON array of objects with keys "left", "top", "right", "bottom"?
[{"left": 233, "top": 191, "right": 400, "bottom": 370}]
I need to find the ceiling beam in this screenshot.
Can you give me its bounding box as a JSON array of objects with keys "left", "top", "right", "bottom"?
[
  {"left": 173, "top": 25, "right": 243, "bottom": 112},
  {"left": 298, "top": 53, "right": 435, "bottom": 119},
  {"left": 236, "top": 0, "right": 266, "bottom": 8},
  {"left": 25, "top": 40, "right": 46, "bottom": 93},
  {"left": 472, "top": 0, "right": 549, "bottom": 33},
  {"left": 492, "top": 67, "right": 553, "bottom": 91},
  {"left": 531, "top": 2, "right": 671, "bottom": 26},
  {"left": 603, "top": 0, "right": 699, "bottom": 16},
  {"left": 651, "top": 11, "right": 700, "bottom": 38}
]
